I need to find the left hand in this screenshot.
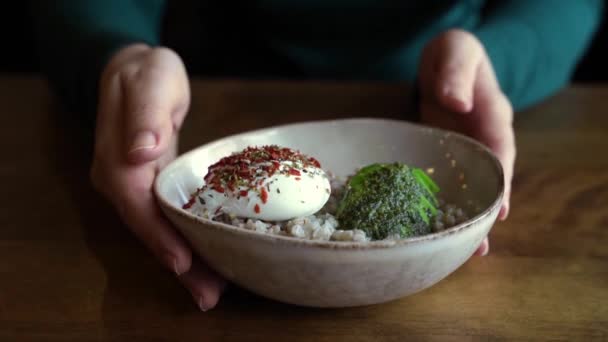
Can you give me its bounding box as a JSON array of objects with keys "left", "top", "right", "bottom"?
[
  {"left": 418, "top": 29, "right": 516, "bottom": 256},
  {"left": 90, "top": 45, "right": 226, "bottom": 311}
]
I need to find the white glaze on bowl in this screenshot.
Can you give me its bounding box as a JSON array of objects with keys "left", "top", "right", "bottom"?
[{"left": 154, "top": 118, "right": 504, "bottom": 307}]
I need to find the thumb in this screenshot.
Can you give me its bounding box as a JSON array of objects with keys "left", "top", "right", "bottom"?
[
  {"left": 122, "top": 50, "right": 190, "bottom": 164},
  {"left": 431, "top": 30, "right": 484, "bottom": 113}
]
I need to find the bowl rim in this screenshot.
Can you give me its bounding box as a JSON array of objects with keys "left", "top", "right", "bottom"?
[{"left": 154, "top": 117, "right": 504, "bottom": 249}]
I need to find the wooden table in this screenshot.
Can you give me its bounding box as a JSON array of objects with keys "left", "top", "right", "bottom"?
[{"left": 1, "top": 76, "right": 606, "bottom": 341}]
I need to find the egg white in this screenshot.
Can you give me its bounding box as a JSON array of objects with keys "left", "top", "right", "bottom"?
[{"left": 198, "top": 164, "right": 331, "bottom": 221}]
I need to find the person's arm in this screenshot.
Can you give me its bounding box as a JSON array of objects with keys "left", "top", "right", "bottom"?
[
  {"left": 474, "top": 0, "right": 603, "bottom": 110},
  {"left": 30, "top": 0, "right": 165, "bottom": 118}
]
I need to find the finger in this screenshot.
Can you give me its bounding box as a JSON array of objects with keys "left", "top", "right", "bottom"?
[
  {"left": 432, "top": 30, "right": 484, "bottom": 113},
  {"left": 474, "top": 237, "right": 489, "bottom": 256},
  {"left": 116, "top": 170, "right": 193, "bottom": 275},
  {"left": 122, "top": 50, "right": 190, "bottom": 164},
  {"left": 497, "top": 149, "right": 513, "bottom": 222},
  {"left": 481, "top": 124, "right": 514, "bottom": 221},
  {"left": 499, "top": 189, "right": 511, "bottom": 220},
  {"left": 178, "top": 260, "right": 227, "bottom": 311},
  {"left": 472, "top": 59, "right": 516, "bottom": 221},
  {"left": 102, "top": 44, "right": 150, "bottom": 77}
]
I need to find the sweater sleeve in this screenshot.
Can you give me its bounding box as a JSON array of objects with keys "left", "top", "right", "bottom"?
[
  {"left": 474, "top": 0, "right": 603, "bottom": 110},
  {"left": 30, "top": 0, "right": 166, "bottom": 120}
]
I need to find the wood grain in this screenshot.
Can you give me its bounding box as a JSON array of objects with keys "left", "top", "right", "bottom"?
[{"left": 0, "top": 76, "right": 606, "bottom": 341}]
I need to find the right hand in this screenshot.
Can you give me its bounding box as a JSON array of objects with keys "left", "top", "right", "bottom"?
[
  {"left": 418, "top": 30, "right": 516, "bottom": 256},
  {"left": 91, "top": 44, "right": 226, "bottom": 311}
]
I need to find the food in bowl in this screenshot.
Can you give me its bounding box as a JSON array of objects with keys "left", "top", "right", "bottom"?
[
  {"left": 156, "top": 118, "right": 505, "bottom": 307},
  {"left": 183, "top": 145, "right": 470, "bottom": 242},
  {"left": 337, "top": 163, "right": 440, "bottom": 240}
]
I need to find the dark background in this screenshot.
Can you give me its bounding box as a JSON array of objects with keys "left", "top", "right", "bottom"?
[{"left": 2, "top": 3, "right": 606, "bottom": 81}]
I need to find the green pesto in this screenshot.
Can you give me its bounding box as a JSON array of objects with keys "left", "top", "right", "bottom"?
[{"left": 336, "top": 163, "right": 440, "bottom": 240}]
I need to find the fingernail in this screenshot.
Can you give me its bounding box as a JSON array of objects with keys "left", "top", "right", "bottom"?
[
  {"left": 481, "top": 244, "right": 489, "bottom": 256},
  {"left": 477, "top": 238, "right": 489, "bottom": 256},
  {"left": 442, "top": 85, "right": 470, "bottom": 112},
  {"left": 130, "top": 131, "right": 156, "bottom": 152},
  {"left": 173, "top": 258, "right": 182, "bottom": 276},
  {"left": 197, "top": 295, "right": 209, "bottom": 312},
  {"left": 166, "top": 253, "right": 183, "bottom": 276},
  {"left": 499, "top": 202, "right": 510, "bottom": 221}
]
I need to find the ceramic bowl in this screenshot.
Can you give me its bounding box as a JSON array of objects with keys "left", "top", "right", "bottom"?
[{"left": 154, "top": 118, "right": 504, "bottom": 307}]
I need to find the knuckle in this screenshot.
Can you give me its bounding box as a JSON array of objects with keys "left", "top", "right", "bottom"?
[
  {"left": 442, "top": 28, "right": 478, "bottom": 43},
  {"left": 104, "top": 60, "right": 137, "bottom": 86},
  {"left": 151, "top": 46, "right": 179, "bottom": 59},
  {"left": 150, "top": 48, "right": 187, "bottom": 76},
  {"left": 104, "top": 44, "right": 150, "bottom": 75},
  {"left": 437, "top": 29, "right": 468, "bottom": 46},
  {"left": 150, "top": 47, "right": 184, "bottom": 69},
  {"left": 442, "top": 28, "right": 469, "bottom": 40},
  {"left": 100, "top": 65, "right": 123, "bottom": 92},
  {"left": 440, "top": 29, "right": 484, "bottom": 54},
  {"left": 118, "top": 64, "right": 144, "bottom": 85}
]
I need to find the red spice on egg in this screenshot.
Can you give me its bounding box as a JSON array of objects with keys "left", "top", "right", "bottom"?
[
  {"left": 182, "top": 197, "right": 196, "bottom": 209},
  {"left": 254, "top": 204, "right": 261, "bottom": 214},
  {"left": 187, "top": 145, "right": 322, "bottom": 208},
  {"left": 182, "top": 187, "right": 205, "bottom": 209},
  {"left": 260, "top": 187, "right": 268, "bottom": 203}
]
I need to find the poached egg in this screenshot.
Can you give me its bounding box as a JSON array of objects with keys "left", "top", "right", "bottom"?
[{"left": 185, "top": 146, "right": 331, "bottom": 221}]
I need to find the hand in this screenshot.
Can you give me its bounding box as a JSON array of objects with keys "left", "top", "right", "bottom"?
[
  {"left": 418, "top": 29, "right": 516, "bottom": 256},
  {"left": 90, "top": 44, "right": 225, "bottom": 310}
]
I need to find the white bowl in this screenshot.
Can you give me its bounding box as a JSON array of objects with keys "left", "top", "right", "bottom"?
[{"left": 155, "top": 118, "right": 504, "bottom": 307}]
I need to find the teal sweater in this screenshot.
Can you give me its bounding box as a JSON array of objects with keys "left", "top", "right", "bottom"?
[{"left": 30, "top": 1, "right": 602, "bottom": 117}]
